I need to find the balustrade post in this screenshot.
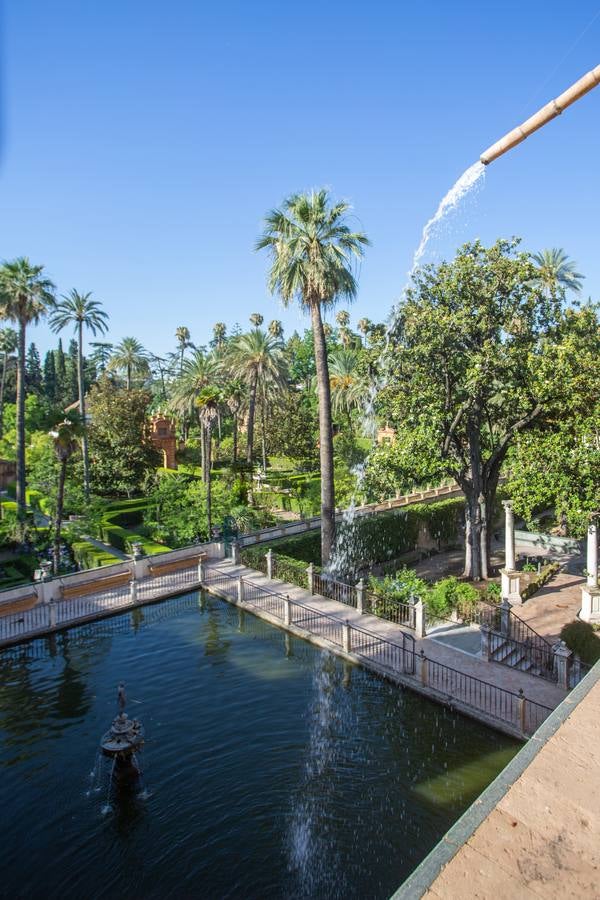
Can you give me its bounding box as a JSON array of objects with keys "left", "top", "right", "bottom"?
[
  {"left": 266, "top": 549, "right": 273, "bottom": 580},
  {"left": 48, "top": 598, "right": 56, "bottom": 629},
  {"left": 500, "top": 599, "right": 511, "bottom": 637},
  {"left": 284, "top": 594, "right": 291, "bottom": 627},
  {"left": 197, "top": 556, "right": 205, "bottom": 583},
  {"left": 553, "top": 640, "right": 573, "bottom": 690},
  {"left": 231, "top": 541, "right": 240, "bottom": 565},
  {"left": 419, "top": 649, "right": 428, "bottom": 686},
  {"left": 413, "top": 598, "right": 425, "bottom": 639},
  {"left": 517, "top": 689, "right": 527, "bottom": 735},
  {"left": 356, "top": 578, "right": 365, "bottom": 615},
  {"left": 129, "top": 579, "right": 138, "bottom": 604},
  {"left": 237, "top": 575, "right": 245, "bottom": 603},
  {"left": 342, "top": 620, "right": 351, "bottom": 653},
  {"left": 480, "top": 623, "right": 492, "bottom": 661},
  {"left": 307, "top": 563, "right": 315, "bottom": 595}
]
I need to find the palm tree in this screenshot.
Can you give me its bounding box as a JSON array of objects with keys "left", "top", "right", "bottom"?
[
  {"left": 256, "top": 189, "right": 369, "bottom": 562},
  {"left": 0, "top": 327, "right": 17, "bottom": 439},
  {"left": 328, "top": 348, "right": 364, "bottom": 427},
  {"left": 227, "top": 329, "right": 288, "bottom": 465},
  {"left": 175, "top": 326, "right": 192, "bottom": 373},
  {"left": 223, "top": 378, "right": 246, "bottom": 464},
  {"left": 357, "top": 317, "right": 372, "bottom": 346},
  {"left": 109, "top": 337, "right": 149, "bottom": 390},
  {"left": 249, "top": 313, "right": 264, "bottom": 328},
  {"left": 530, "top": 248, "right": 584, "bottom": 298},
  {"left": 49, "top": 290, "right": 109, "bottom": 500},
  {"left": 336, "top": 310, "right": 350, "bottom": 329},
  {"left": 196, "top": 386, "right": 220, "bottom": 537},
  {"left": 268, "top": 319, "right": 283, "bottom": 339},
  {"left": 49, "top": 418, "right": 82, "bottom": 574},
  {"left": 0, "top": 258, "right": 56, "bottom": 520},
  {"left": 170, "top": 350, "right": 219, "bottom": 465},
  {"left": 212, "top": 322, "right": 227, "bottom": 349}
]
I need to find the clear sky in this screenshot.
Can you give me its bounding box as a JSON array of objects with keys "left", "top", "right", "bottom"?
[{"left": 1, "top": 1, "right": 599, "bottom": 358}]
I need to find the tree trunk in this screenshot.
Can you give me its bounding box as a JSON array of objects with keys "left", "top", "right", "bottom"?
[
  {"left": 310, "top": 302, "right": 335, "bottom": 564},
  {"left": 232, "top": 414, "right": 238, "bottom": 464},
  {"left": 15, "top": 321, "right": 27, "bottom": 522},
  {"left": 205, "top": 425, "right": 212, "bottom": 538},
  {"left": 126, "top": 364, "right": 131, "bottom": 391},
  {"left": 261, "top": 400, "right": 267, "bottom": 473},
  {"left": 53, "top": 458, "right": 67, "bottom": 574},
  {"left": 0, "top": 350, "right": 7, "bottom": 439},
  {"left": 246, "top": 373, "right": 258, "bottom": 464},
  {"left": 78, "top": 321, "right": 90, "bottom": 501}
]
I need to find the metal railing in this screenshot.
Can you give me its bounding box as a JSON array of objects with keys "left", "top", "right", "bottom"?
[
  {"left": 364, "top": 590, "right": 414, "bottom": 627},
  {"left": 312, "top": 572, "right": 357, "bottom": 608}
]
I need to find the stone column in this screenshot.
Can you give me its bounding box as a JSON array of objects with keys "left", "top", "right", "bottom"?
[
  {"left": 48, "top": 598, "right": 57, "bottom": 629},
  {"left": 129, "top": 579, "right": 138, "bottom": 604},
  {"left": 355, "top": 578, "right": 365, "bottom": 615},
  {"left": 197, "top": 556, "right": 205, "bottom": 583},
  {"left": 237, "top": 575, "right": 244, "bottom": 603},
  {"left": 306, "top": 563, "right": 315, "bottom": 595},
  {"left": 501, "top": 500, "right": 522, "bottom": 605},
  {"left": 342, "top": 620, "right": 351, "bottom": 653},
  {"left": 580, "top": 518, "right": 600, "bottom": 623},
  {"left": 231, "top": 541, "right": 240, "bottom": 565},
  {"left": 266, "top": 549, "right": 273, "bottom": 580},
  {"left": 412, "top": 597, "right": 425, "bottom": 639},
  {"left": 553, "top": 641, "right": 573, "bottom": 690}
]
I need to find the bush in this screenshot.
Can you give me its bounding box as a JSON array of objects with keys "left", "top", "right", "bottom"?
[
  {"left": 427, "top": 577, "right": 479, "bottom": 618},
  {"left": 240, "top": 545, "right": 314, "bottom": 589},
  {"left": 481, "top": 581, "right": 501, "bottom": 603},
  {"left": 520, "top": 562, "right": 560, "bottom": 601},
  {"left": 71, "top": 540, "right": 122, "bottom": 570},
  {"left": 367, "top": 568, "right": 428, "bottom": 618},
  {"left": 560, "top": 620, "right": 600, "bottom": 666}
]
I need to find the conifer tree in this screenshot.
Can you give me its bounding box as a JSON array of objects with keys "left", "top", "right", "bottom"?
[
  {"left": 43, "top": 351, "right": 57, "bottom": 403},
  {"left": 25, "top": 342, "right": 43, "bottom": 394}
]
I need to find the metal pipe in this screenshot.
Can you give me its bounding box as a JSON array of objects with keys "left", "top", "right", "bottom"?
[{"left": 480, "top": 64, "right": 600, "bottom": 165}]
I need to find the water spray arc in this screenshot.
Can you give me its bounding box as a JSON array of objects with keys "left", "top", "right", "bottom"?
[{"left": 480, "top": 64, "right": 600, "bottom": 165}]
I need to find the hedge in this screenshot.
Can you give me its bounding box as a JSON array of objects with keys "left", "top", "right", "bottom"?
[
  {"left": 71, "top": 540, "right": 122, "bottom": 570},
  {"left": 95, "top": 499, "right": 171, "bottom": 556},
  {"left": 240, "top": 544, "right": 315, "bottom": 590},
  {"left": 560, "top": 620, "right": 600, "bottom": 666},
  {"left": 520, "top": 562, "right": 560, "bottom": 601}
]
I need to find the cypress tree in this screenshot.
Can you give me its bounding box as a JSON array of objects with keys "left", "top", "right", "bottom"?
[
  {"left": 67, "top": 337, "right": 79, "bottom": 404},
  {"left": 25, "top": 342, "right": 43, "bottom": 394},
  {"left": 55, "top": 338, "right": 68, "bottom": 406},
  {"left": 43, "top": 350, "right": 57, "bottom": 402}
]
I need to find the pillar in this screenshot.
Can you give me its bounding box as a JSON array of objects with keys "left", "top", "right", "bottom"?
[
  {"left": 231, "top": 541, "right": 240, "bottom": 565},
  {"left": 237, "top": 575, "right": 244, "bottom": 603},
  {"left": 266, "top": 549, "right": 273, "bottom": 580},
  {"left": 129, "top": 579, "right": 138, "bottom": 604},
  {"left": 307, "top": 563, "right": 314, "bottom": 595},
  {"left": 480, "top": 623, "right": 492, "bottom": 661},
  {"left": 580, "top": 518, "right": 600, "bottom": 623},
  {"left": 500, "top": 599, "right": 511, "bottom": 637},
  {"left": 284, "top": 594, "right": 291, "bottom": 627},
  {"left": 48, "top": 599, "right": 57, "bottom": 629},
  {"left": 356, "top": 578, "right": 365, "bottom": 615},
  {"left": 412, "top": 598, "right": 425, "bottom": 639},
  {"left": 553, "top": 640, "right": 573, "bottom": 690},
  {"left": 501, "top": 500, "right": 522, "bottom": 604},
  {"left": 197, "top": 557, "right": 204, "bottom": 583},
  {"left": 342, "top": 620, "right": 351, "bottom": 653}
]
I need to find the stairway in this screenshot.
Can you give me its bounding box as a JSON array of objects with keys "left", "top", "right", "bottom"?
[{"left": 489, "top": 632, "right": 544, "bottom": 677}]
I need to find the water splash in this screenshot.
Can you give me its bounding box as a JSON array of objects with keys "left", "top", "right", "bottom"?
[{"left": 411, "top": 161, "right": 485, "bottom": 274}]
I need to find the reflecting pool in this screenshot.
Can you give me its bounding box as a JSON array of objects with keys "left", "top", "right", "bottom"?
[{"left": 0, "top": 591, "right": 519, "bottom": 899}]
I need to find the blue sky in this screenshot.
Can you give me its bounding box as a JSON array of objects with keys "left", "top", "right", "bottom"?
[{"left": 1, "top": 1, "right": 599, "bottom": 359}]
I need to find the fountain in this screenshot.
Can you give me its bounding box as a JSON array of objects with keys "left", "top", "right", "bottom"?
[{"left": 99, "top": 683, "right": 145, "bottom": 798}]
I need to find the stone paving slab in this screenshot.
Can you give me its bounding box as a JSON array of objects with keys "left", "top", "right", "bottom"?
[
  {"left": 514, "top": 571, "right": 584, "bottom": 643},
  {"left": 208, "top": 560, "right": 567, "bottom": 713}
]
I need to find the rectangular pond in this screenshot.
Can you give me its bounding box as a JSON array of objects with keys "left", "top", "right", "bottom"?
[{"left": 0, "top": 591, "right": 519, "bottom": 899}]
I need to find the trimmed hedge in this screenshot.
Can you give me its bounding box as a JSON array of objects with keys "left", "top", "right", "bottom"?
[
  {"left": 72, "top": 540, "right": 122, "bottom": 570},
  {"left": 96, "top": 499, "right": 171, "bottom": 557},
  {"left": 240, "top": 545, "right": 315, "bottom": 590},
  {"left": 520, "top": 562, "right": 560, "bottom": 601}
]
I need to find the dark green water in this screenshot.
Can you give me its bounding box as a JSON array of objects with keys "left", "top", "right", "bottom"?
[{"left": 0, "top": 592, "right": 519, "bottom": 899}]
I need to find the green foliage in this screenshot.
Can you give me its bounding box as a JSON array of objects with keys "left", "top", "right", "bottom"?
[
  {"left": 426, "top": 577, "right": 479, "bottom": 618},
  {"left": 143, "top": 474, "right": 244, "bottom": 547},
  {"left": 560, "top": 620, "right": 600, "bottom": 666},
  {"left": 240, "top": 545, "right": 313, "bottom": 589},
  {"left": 266, "top": 389, "right": 318, "bottom": 464},
  {"left": 70, "top": 539, "right": 122, "bottom": 569},
  {"left": 87, "top": 379, "right": 160, "bottom": 496},
  {"left": 367, "top": 568, "right": 428, "bottom": 618},
  {"left": 520, "top": 562, "right": 560, "bottom": 601}
]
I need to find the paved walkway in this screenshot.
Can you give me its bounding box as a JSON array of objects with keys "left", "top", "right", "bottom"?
[
  {"left": 205, "top": 559, "right": 566, "bottom": 715},
  {"left": 514, "top": 572, "right": 584, "bottom": 644}
]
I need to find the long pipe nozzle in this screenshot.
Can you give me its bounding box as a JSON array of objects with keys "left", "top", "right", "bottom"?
[{"left": 480, "top": 64, "right": 600, "bottom": 165}]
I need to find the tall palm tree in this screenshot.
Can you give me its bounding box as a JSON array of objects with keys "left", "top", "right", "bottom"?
[
  {"left": 212, "top": 322, "right": 227, "bottom": 349},
  {"left": 49, "top": 290, "right": 109, "bottom": 500},
  {"left": 223, "top": 377, "right": 246, "bottom": 464},
  {"left": 0, "top": 258, "right": 56, "bottom": 520},
  {"left": 530, "top": 248, "right": 584, "bottom": 298},
  {"left": 0, "top": 327, "right": 17, "bottom": 439},
  {"left": 196, "top": 386, "right": 220, "bottom": 537},
  {"left": 175, "top": 326, "right": 192, "bottom": 373},
  {"left": 249, "top": 312, "right": 264, "bottom": 328},
  {"left": 357, "top": 317, "right": 372, "bottom": 346},
  {"left": 109, "top": 337, "right": 149, "bottom": 390},
  {"left": 336, "top": 309, "right": 350, "bottom": 329},
  {"left": 227, "top": 329, "right": 288, "bottom": 465},
  {"left": 268, "top": 319, "right": 283, "bottom": 339},
  {"left": 256, "top": 189, "right": 369, "bottom": 562},
  {"left": 170, "top": 350, "right": 219, "bottom": 466},
  {"left": 49, "top": 418, "right": 82, "bottom": 574}
]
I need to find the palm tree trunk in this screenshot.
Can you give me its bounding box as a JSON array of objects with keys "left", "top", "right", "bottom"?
[
  {"left": 53, "top": 458, "right": 67, "bottom": 574},
  {"left": 15, "top": 321, "right": 27, "bottom": 522},
  {"left": 205, "top": 424, "right": 212, "bottom": 537},
  {"left": 126, "top": 364, "right": 131, "bottom": 391},
  {"left": 232, "top": 414, "right": 238, "bottom": 464},
  {"left": 0, "top": 350, "right": 8, "bottom": 440},
  {"left": 261, "top": 399, "right": 267, "bottom": 473},
  {"left": 78, "top": 321, "right": 90, "bottom": 501},
  {"left": 246, "top": 373, "right": 258, "bottom": 464},
  {"left": 310, "top": 302, "right": 335, "bottom": 564}
]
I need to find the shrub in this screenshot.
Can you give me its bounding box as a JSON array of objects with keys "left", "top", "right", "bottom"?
[
  {"left": 481, "top": 581, "right": 501, "bottom": 603},
  {"left": 427, "top": 577, "right": 479, "bottom": 618},
  {"left": 520, "top": 562, "right": 560, "bottom": 601},
  {"left": 560, "top": 620, "right": 600, "bottom": 666},
  {"left": 71, "top": 540, "right": 122, "bottom": 570},
  {"left": 367, "top": 568, "right": 428, "bottom": 618}
]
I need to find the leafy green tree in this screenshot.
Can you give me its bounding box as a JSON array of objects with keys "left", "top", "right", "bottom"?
[
  {"left": 66, "top": 338, "right": 79, "bottom": 403},
  {"left": 87, "top": 379, "right": 160, "bottom": 496},
  {"left": 89, "top": 341, "right": 114, "bottom": 374},
  {"left": 375, "top": 239, "right": 600, "bottom": 580},
  {"left": 257, "top": 189, "right": 369, "bottom": 562},
  {"left": 49, "top": 289, "right": 109, "bottom": 500},
  {"left": 530, "top": 248, "right": 584, "bottom": 298},
  {"left": 43, "top": 350, "right": 57, "bottom": 403},
  {"left": 268, "top": 389, "right": 318, "bottom": 465},
  {"left": 223, "top": 377, "right": 246, "bottom": 464},
  {"left": 48, "top": 418, "right": 83, "bottom": 573},
  {"left": 55, "top": 338, "right": 68, "bottom": 405},
  {"left": 25, "top": 342, "right": 43, "bottom": 395},
  {"left": 227, "top": 329, "right": 288, "bottom": 465},
  {"left": 0, "top": 257, "right": 55, "bottom": 519},
  {"left": 109, "top": 336, "right": 149, "bottom": 390},
  {"left": 170, "top": 349, "right": 219, "bottom": 456},
  {"left": 0, "top": 327, "right": 17, "bottom": 438}
]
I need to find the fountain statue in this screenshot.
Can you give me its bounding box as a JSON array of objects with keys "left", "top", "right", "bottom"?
[{"left": 100, "top": 683, "right": 145, "bottom": 794}]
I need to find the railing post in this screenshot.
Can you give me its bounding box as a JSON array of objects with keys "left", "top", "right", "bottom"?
[
  {"left": 48, "top": 598, "right": 56, "bottom": 629},
  {"left": 500, "top": 599, "right": 511, "bottom": 637},
  {"left": 129, "top": 579, "right": 138, "bottom": 604},
  {"left": 480, "top": 623, "right": 492, "bottom": 661},
  {"left": 197, "top": 556, "right": 205, "bottom": 583},
  {"left": 284, "top": 594, "right": 291, "bottom": 627},
  {"left": 553, "top": 640, "right": 573, "bottom": 690},
  {"left": 419, "top": 649, "right": 428, "bottom": 686},
  {"left": 266, "top": 549, "right": 273, "bottom": 580},
  {"left": 518, "top": 688, "right": 527, "bottom": 734},
  {"left": 237, "top": 575, "right": 244, "bottom": 603},
  {"left": 342, "top": 620, "right": 351, "bottom": 653},
  {"left": 231, "top": 541, "right": 240, "bottom": 565},
  {"left": 307, "top": 563, "right": 314, "bottom": 595},
  {"left": 356, "top": 578, "right": 365, "bottom": 615},
  {"left": 413, "top": 598, "right": 425, "bottom": 639}
]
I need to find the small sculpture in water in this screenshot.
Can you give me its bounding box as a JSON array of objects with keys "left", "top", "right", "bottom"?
[{"left": 100, "top": 683, "right": 145, "bottom": 796}]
